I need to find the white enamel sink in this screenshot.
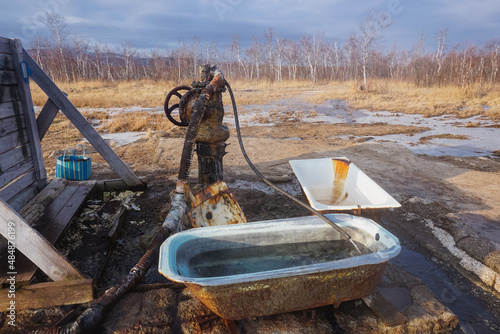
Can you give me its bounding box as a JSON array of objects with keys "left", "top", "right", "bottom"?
[{"left": 289, "top": 157, "right": 401, "bottom": 212}]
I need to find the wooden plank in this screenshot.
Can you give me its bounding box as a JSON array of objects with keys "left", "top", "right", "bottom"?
[
  {"left": 0, "top": 85, "right": 20, "bottom": 104},
  {"left": 0, "top": 159, "right": 33, "bottom": 189},
  {"left": 18, "top": 178, "right": 68, "bottom": 225},
  {"left": 0, "top": 128, "right": 28, "bottom": 154},
  {"left": 0, "top": 170, "right": 36, "bottom": 203},
  {"left": 0, "top": 114, "right": 26, "bottom": 138},
  {"left": 0, "top": 100, "right": 23, "bottom": 120},
  {"left": 0, "top": 181, "right": 96, "bottom": 284},
  {"left": 95, "top": 176, "right": 148, "bottom": 192},
  {"left": 362, "top": 289, "right": 408, "bottom": 327},
  {"left": 0, "top": 144, "right": 32, "bottom": 173},
  {"left": 0, "top": 37, "right": 11, "bottom": 55},
  {"left": 34, "top": 181, "right": 96, "bottom": 245},
  {"left": 0, "top": 198, "right": 85, "bottom": 282},
  {"left": 0, "top": 54, "right": 14, "bottom": 70},
  {"left": 10, "top": 39, "right": 46, "bottom": 190},
  {"left": 37, "top": 98, "right": 60, "bottom": 140},
  {"left": 0, "top": 279, "right": 93, "bottom": 311},
  {"left": 6, "top": 182, "right": 38, "bottom": 212},
  {"left": 0, "top": 70, "right": 17, "bottom": 85},
  {"left": 24, "top": 49, "right": 142, "bottom": 187}
]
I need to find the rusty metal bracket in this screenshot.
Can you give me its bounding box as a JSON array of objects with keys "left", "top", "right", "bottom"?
[{"left": 195, "top": 313, "right": 220, "bottom": 330}]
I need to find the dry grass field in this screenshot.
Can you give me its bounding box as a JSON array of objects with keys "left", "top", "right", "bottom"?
[
  {"left": 308, "top": 79, "right": 500, "bottom": 120},
  {"left": 31, "top": 79, "right": 500, "bottom": 136},
  {"left": 30, "top": 79, "right": 310, "bottom": 109}
]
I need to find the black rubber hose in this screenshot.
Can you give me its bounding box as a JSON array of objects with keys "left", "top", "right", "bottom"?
[
  {"left": 224, "top": 80, "right": 361, "bottom": 254},
  {"left": 178, "top": 95, "right": 208, "bottom": 180}
]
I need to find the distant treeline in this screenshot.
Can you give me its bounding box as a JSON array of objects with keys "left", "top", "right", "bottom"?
[{"left": 28, "top": 13, "right": 499, "bottom": 88}]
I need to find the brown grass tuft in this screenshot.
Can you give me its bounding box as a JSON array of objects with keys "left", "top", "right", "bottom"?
[
  {"left": 419, "top": 134, "right": 471, "bottom": 144},
  {"left": 100, "top": 112, "right": 175, "bottom": 132}
]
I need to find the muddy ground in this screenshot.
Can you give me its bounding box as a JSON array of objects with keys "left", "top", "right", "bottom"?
[{"left": 3, "top": 97, "right": 500, "bottom": 333}]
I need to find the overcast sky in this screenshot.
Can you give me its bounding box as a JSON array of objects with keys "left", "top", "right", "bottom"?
[{"left": 2, "top": 0, "right": 500, "bottom": 53}]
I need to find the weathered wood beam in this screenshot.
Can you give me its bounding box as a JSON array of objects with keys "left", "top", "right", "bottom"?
[
  {"left": 6, "top": 183, "right": 38, "bottom": 212},
  {"left": 0, "top": 100, "right": 23, "bottom": 120},
  {"left": 0, "top": 53, "right": 14, "bottom": 70},
  {"left": 0, "top": 113, "right": 26, "bottom": 138},
  {"left": 37, "top": 93, "right": 67, "bottom": 141},
  {"left": 18, "top": 178, "right": 68, "bottom": 224},
  {"left": 37, "top": 98, "right": 59, "bottom": 140},
  {"left": 3, "top": 181, "right": 96, "bottom": 284},
  {"left": 0, "top": 37, "right": 11, "bottom": 55},
  {"left": 22, "top": 48, "right": 143, "bottom": 187},
  {"left": 0, "top": 279, "right": 93, "bottom": 311},
  {"left": 0, "top": 144, "right": 32, "bottom": 172},
  {"left": 0, "top": 130, "right": 29, "bottom": 155},
  {"left": 0, "top": 70, "right": 17, "bottom": 85},
  {"left": 95, "top": 176, "right": 148, "bottom": 193},
  {"left": 0, "top": 86, "right": 19, "bottom": 106},
  {"left": 0, "top": 170, "right": 36, "bottom": 203},
  {"left": 0, "top": 159, "right": 34, "bottom": 189},
  {"left": 9, "top": 39, "right": 46, "bottom": 191},
  {"left": 0, "top": 198, "right": 84, "bottom": 282}
]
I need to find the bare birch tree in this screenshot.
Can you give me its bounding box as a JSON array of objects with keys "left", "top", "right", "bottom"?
[
  {"left": 435, "top": 28, "right": 448, "bottom": 86},
  {"left": 43, "top": 11, "right": 70, "bottom": 81},
  {"left": 349, "top": 8, "right": 392, "bottom": 89}
]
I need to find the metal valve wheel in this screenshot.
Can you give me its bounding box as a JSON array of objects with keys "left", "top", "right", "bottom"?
[{"left": 164, "top": 85, "right": 192, "bottom": 126}]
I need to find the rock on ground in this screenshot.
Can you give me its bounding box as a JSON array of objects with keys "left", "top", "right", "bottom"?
[{"left": 334, "top": 263, "right": 458, "bottom": 334}]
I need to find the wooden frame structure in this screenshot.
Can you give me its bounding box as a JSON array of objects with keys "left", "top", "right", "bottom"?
[{"left": 0, "top": 37, "right": 143, "bottom": 310}]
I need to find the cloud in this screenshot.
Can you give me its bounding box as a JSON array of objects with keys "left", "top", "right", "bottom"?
[
  {"left": 1, "top": 0, "right": 499, "bottom": 51},
  {"left": 433, "top": 0, "right": 500, "bottom": 27}
]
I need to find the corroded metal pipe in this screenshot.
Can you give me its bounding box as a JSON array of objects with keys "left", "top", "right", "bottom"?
[{"left": 177, "top": 67, "right": 225, "bottom": 190}]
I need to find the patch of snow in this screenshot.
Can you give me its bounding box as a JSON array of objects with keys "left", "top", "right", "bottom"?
[
  {"left": 425, "top": 219, "right": 499, "bottom": 292},
  {"left": 80, "top": 132, "right": 148, "bottom": 146}
]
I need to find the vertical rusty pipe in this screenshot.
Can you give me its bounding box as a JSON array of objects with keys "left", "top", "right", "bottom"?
[
  {"left": 176, "top": 68, "right": 225, "bottom": 190},
  {"left": 197, "top": 141, "right": 227, "bottom": 186}
]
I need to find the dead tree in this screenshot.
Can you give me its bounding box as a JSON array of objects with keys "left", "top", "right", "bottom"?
[{"left": 435, "top": 28, "right": 448, "bottom": 86}]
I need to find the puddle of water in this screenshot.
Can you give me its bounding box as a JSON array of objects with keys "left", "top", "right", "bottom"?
[
  {"left": 392, "top": 246, "right": 500, "bottom": 333},
  {"left": 80, "top": 131, "right": 148, "bottom": 146},
  {"left": 352, "top": 110, "right": 500, "bottom": 157},
  {"left": 224, "top": 97, "right": 500, "bottom": 158},
  {"left": 79, "top": 98, "right": 499, "bottom": 157}
]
